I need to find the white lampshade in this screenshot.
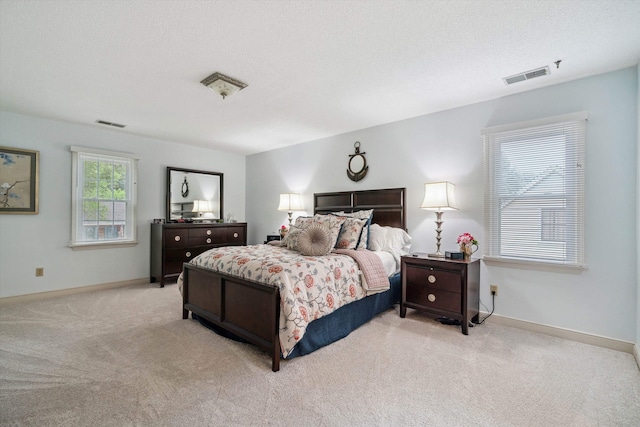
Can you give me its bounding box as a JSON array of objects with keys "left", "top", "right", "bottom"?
[
  {"left": 277, "top": 193, "right": 303, "bottom": 211},
  {"left": 420, "top": 182, "right": 458, "bottom": 211},
  {"left": 192, "top": 200, "right": 212, "bottom": 213}
]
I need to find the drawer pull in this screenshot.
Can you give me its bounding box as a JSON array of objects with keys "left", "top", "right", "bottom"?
[
  {"left": 428, "top": 274, "right": 436, "bottom": 283},
  {"left": 186, "top": 251, "right": 191, "bottom": 257},
  {"left": 233, "top": 232, "right": 238, "bottom": 238},
  {"left": 206, "top": 238, "right": 212, "bottom": 244},
  {"left": 174, "top": 236, "right": 181, "bottom": 242},
  {"left": 428, "top": 293, "right": 436, "bottom": 302},
  {"left": 206, "top": 230, "right": 212, "bottom": 235}
]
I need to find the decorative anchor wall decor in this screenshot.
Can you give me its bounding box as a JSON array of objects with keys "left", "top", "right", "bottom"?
[
  {"left": 181, "top": 176, "right": 189, "bottom": 198},
  {"left": 347, "top": 141, "right": 368, "bottom": 182}
]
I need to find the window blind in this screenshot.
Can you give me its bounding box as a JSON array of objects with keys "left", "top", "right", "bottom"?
[{"left": 482, "top": 112, "right": 587, "bottom": 267}]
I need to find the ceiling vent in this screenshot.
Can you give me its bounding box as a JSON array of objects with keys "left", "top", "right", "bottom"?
[
  {"left": 95, "top": 120, "right": 126, "bottom": 128},
  {"left": 503, "top": 66, "right": 550, "bottom": 85}
]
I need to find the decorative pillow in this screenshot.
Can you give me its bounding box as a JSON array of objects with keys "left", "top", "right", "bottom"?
[
  {"left": 313, "top": 214, "right": 346, "bottom": 247},
  {"left": 331, "top": 209, "right": 373, "bottom": 249},
  {"left": 334, "top": 217, "right": 368, "bottom": 249},
  {"left": 282, "top": 225, "right": 304, "bottom": 250},
  {"left": 294, "top": 216, "right": 315, "bottom": 228},
  {"left": 296, "top": 223, "right": 333, "bottom": 256}
]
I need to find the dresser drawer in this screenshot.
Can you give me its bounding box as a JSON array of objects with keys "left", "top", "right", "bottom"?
[
  {"left": 404, "top": 265, "right": 461, "bottom": 293},
  {"left": 189, "top": 227, "right": 226, "bottom": 246},
  {"left": 164, "top": 229, "right": 188, "bottom": 248},
  {"left": 227, "top": 227, "right": 245, "bottom": 245},
  {"left": 405, "top": 282, "right": 461, "bottom": 313},
  {"left": 164, "top": 247, "right": 212, "bottom": 275}
]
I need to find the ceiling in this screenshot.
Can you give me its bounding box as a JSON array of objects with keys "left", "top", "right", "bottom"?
[{"left": 1, "top": 1, "right": 639, "bottom": 156}]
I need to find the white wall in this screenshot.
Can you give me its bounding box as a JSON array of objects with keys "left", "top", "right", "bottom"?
[
  {"left": 637, "top": 63, "right": 640, "bottom": 351},
  {"left": 0, "top": 111, "right": 246, "bottom": 298},
  {"left": 247, "top": 67, "right": 638, "bottom": 343}
]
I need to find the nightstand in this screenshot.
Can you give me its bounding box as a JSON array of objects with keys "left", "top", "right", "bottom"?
[
  {"left": 400, "top": 254, "right": 480, "bottom": 335},
  {"left": 265, "top": 235, "right": 281, "bottom": 244}
]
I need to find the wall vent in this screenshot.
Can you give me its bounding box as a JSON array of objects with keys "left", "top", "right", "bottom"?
[
  {"left": 95, "top": 120, "right": 126, "bottom": 128},
  {"left": 503, "top": 66, "right": 550, "bottom": 85}
]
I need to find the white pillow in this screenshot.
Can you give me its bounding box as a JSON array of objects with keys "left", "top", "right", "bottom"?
[
  {"left": 368, "top": 223, "right": 387, "bottom": 251},
  {"left": 368, "top": 224, "right": 412, "bottom": 266}
]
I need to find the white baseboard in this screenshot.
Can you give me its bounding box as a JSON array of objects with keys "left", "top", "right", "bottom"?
[
  {"left": 482, "top": 312, "right": 635, "bottom": 355},
  {"left": 0, "top": 278, "right": 150, "bottom": 306},
  {"left": 634, "top": 344, "right": 640, "bottom": 370}
]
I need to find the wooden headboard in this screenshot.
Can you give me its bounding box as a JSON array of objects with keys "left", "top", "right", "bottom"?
[{"left": 314, "top": 188, "right": 406, "bottom": 230}]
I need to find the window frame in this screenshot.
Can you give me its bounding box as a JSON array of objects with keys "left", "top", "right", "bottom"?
[
  {"left": 482, "top": 112, "right": 588, "bottom": 269},
  {"left": 70, "top": 146, "right": 138, "bottom": 249}
]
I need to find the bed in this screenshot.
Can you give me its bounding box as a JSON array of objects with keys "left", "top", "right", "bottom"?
[{"left": 181, "top": 187, "right": 407, "bottom": 371}]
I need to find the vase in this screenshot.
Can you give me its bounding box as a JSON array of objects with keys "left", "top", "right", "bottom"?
[
  {"left": 460, "top": 243, "right": 478, "bottom": 261},
  {"left": 280, "top": 228, "right": 288, "bottom": 238}
]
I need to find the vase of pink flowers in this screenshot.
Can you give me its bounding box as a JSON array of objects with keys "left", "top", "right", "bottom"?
[
  {"left": 279, "top": 225, "right": 288, "bottom": 238},
  {"left": 457, "top": 232, "right": 478, "bottom": 261}
]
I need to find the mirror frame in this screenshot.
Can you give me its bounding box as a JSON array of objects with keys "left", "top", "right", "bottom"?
[{"left": 166, "top": 167, "right": 224, "bottom": 222}]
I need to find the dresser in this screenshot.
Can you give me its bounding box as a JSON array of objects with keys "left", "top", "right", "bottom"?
[
  {"left": 400, "top": 254, "right": 480, "bottom": 335},
  {"left": 150, "top": 222, "right": 247, "bottom": 287}
]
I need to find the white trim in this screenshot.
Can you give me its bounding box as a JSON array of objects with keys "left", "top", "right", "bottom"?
[
  {"left": 69, "top": 240, "right": 138, "bottom": 250},
  {"left": 70, "top": 145, "right": 140, "bottom": 160},
  {"left": 482, "top": 256, "right": 588, "bottom": 271},
  {"left": 482, "top": 312, "right": 635, "bottom": 356},
  {"left": 0, "top": 278, "right": 149, "bottom": 306},
  {"left": 481, "top": 111, "right": 589, "bottom": 135},
  {"left": 634, "top": 344, "right": 640, "bottom": 370}
]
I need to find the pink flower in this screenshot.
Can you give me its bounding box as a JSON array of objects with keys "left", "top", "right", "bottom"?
[{"left": 457, "top": 232, "right": 477, "bottom": 245}]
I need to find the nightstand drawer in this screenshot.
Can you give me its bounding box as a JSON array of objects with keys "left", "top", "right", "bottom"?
[
  {"left": 404, "top": 265, "right": 461, "bottom": 293},
  {"left": 405, "top": 282, "right": 461, "bottom": 312}
]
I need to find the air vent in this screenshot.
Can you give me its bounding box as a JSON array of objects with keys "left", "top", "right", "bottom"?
[
  {"left": 95, "top": 120, "right": 126, "bottom": 128},
  {"left": 503, "top": 66, "right": 550, "bottom": 85}
]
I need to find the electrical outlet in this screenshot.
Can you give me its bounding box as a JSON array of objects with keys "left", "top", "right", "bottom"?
[
  {"left": 35, "top": 267, "right": 44, "bottom": 277},
  {"left": 490, "top": 284, "right": 498, "bottom": 296}
]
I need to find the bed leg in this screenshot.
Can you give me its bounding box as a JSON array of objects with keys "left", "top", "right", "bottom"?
[
  {"left": 272, "top": 353, "right": 280, "bottom": 372},
  {"left": 183, "top": 308, "right": 188, "bottom": 320}
]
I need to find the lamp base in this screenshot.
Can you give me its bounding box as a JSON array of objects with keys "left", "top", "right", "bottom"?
[{"left": 428, "top": 251, "right": 445, "bottom": 258}]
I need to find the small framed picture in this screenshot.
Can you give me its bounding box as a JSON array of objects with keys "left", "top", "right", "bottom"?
[{"left": 0, "top": 146, "right": 40, "bottom": 214}]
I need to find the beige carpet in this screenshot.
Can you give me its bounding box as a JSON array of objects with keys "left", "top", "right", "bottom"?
[{"left": 1, "top": 282, "right": 639, "bottom": 426}]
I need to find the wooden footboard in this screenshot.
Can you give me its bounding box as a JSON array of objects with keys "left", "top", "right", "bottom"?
[{"left": 182, "top": 263, "right": 281, "bottom": 372}]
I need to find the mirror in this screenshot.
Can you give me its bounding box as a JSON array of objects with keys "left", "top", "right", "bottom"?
[
  {"left": 166, "top": 167, "right": 223, "bottom": 222},
  {"left": 347, "top": 141, "right": 368, "bottom": 182}
]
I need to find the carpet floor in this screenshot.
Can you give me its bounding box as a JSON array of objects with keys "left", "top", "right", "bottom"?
[{"left": 1, "top": 282, "right": 639, "bottom": 426}]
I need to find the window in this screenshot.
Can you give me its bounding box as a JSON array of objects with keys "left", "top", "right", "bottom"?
[
  {"left": 482, "top": 112, "right": 587, "bottom": 267},
  {"left": 70, "top": 146, "right": 138, "bottom": 248}
]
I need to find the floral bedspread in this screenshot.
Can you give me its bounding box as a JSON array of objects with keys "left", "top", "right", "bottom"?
[{"left": 186, "top": 244, "right": 367, "bottom": 358}]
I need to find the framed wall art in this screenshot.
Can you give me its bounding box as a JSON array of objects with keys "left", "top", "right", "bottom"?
[{"left": 0, "top": 146, "right": 40, "bottom": 214}]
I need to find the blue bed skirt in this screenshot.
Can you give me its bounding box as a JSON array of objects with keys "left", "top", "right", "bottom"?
[{"left": 192, "top": 272, "right": 401, "bottom": 359}]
